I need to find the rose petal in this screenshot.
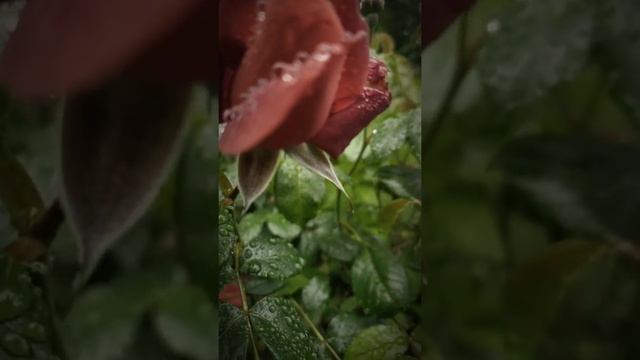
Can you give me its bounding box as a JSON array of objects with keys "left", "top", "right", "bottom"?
[
  {"left": 328, "top": 0, "right": 370, "bottom": 112},
  {"left": 221, "top": 0, "right": 348, "bottom": 154},
  {"left": 219, "top": 43, "right": 347, "bottom": 154},
  {"left": 311, "top": 57, "right": 391, "bottom": 157},
  {"left": 0, "top": 0, "right": 202, "bottom": 99},
  {"left": 219, "top": 0, "right": 258, "bottom": 115},
  {"left": 422, "top": 0, "right": 476, "bottom": 48},
  {"left": 230, "top": 0, "right": 344, "bottom": 103},
  {"left": 312, "top": 87, "right": 390, "bottom": 157}
]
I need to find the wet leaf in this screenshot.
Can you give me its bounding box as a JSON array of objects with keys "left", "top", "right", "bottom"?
[
  {"left": 220, "top": 303, "right": 249, "bottom": 360},
  {"left": 62, "top": 78, "right": 189, "bottom": 275},
  {"left": 303, "top": 213, "right": 361, "bottom": 262},
  {"left": 238, "top": 148, "right": 280, "bottom": 211},
  {"left": 351, "top": 246, "right": 414, "bottom": 315},
  {"left": 250, "top": 297, "right": 315, "bottom": 360},
  {"left": 266, "top": 211, "right": 302, "bottom": 240},
  {"left": 238, "top": 210, "right": 301, "bottom": 242},
  {"left": 378, "top": 166, "right": 421, "bottom": 199},
  {"left": 327, "top": 313, "right": 376, "bottom": 354},
  {"left": 344, "top": 323, "right": 408, "bottom": 360},
  {"left": 301, "top": 276, "right": 330, "bottom": 323},
  {"left": 154, "top": 286, "right": 217, "bottom": 360},
  {"left": 275, "top": 156, "right": 325, "bottom": 225},
  {"left": 241, "top": 236, "right": 305, "bottom": 281},
  {"left": 219, "top": 204, "right": 238, "bottom": 288},
  {"left": 379, "top": 198, "right": 418, "bottom": 234},
  {"left": 369, "top": 117, "right": 408, "bottom": 161}
]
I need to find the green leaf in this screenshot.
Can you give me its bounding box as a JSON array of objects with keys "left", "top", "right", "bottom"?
[
  {"left": 250, "top": 297, "right": 315, "bottom": 360},
  {"left": 303, "top": 213, "right": 361, "bottom": 262},
  {"left": 241, "top": 236, "right": 305, "bottom": 280},
  {"left": 378, "top": 166, "right": 421, "bottom": 200},
  {"left": 495, "top": 135, "right": 640, "bottom": 241},
  {"left": 369, "top": 117, "right": 408, "bottom": 161},
  {"left": 153, "top": 286, "right": 216, "bottom": 360},
  {"left": 505, "top": 239, "right": 606, "bottom": 339},
  {"left": 61, "top": 78, "right": 189, "bottom": 275},
  {"left": 345, "top": 323, "right": 408, "bottom": 360},
  {"left": 237, "top": 210, "right": 267, "bottom": 242},
  {"left": 266, "top": 211, "right": 302, "bottom": 240},
  {"left": 218, "top": 204, "right": 237, "bottom": 271},
  {"left": 219, "top": 204, "right": 237, "bottom": 288},
  {"left": 478, "top": 0, "right": 595, "bottom": 106},
  {"left": 287, "top": 143, "right": 347, "bottom": 199},
  {"left": 238, "top": 148, "right": 280, "bottom": 210},
  {"left": 378, "top": 199, "right": 418, "bottom": 234},
  {"left": 219, "top": 303, "right": 249, "bottom": 360},
  {"left": 327, "top": 313, "right": 376, "bottom": 354},
  {"left": 245, "top": 277, "right": 285, "bottom": 296},
  {"left": 301, "top": 276, "right": 330, "bottom": 323},
  {"left": 239, "top": 210, "right": 302, "bottom": 242},
  {"left": 275, "top": 156, "right": 325, "bottom": 225},
  {"left": 273, "top": 274, "right": 310, "bottom": 297},
  {"left": 351, "top": 246, "right": 414, "bottom": 316},
  {"left": 368, "top": 109, "right": 421, "bottom": 162}
]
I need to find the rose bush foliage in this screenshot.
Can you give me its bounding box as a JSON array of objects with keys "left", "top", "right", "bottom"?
[{"left": 220, "top": 0, "right": 391, "bottom": 157}]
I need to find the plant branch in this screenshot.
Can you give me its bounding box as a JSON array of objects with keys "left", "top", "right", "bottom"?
[
  {"left": 235, "top": 240, "right": 261, "bottom": 360},
  {"left": 423, "top": 14, "right": 477, "bottom": 163},
  {"left": 337, "top": 128, "right": 370, "bottom": 226},
  {"left": 292, "top": 299, "right": 341, "bottom": 360}
]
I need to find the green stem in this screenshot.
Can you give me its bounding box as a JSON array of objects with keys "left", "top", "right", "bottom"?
[
  {"left": 336, "top": 128, "right": 370, "bottom": 226},
  {"left": 235, "top": 241, "right": 261, "bottom": 360},
  {"left": 423, "top": 14, "right": 475, "bottom": 163},
  {"left": 292, "top": 300, "right": 341, "bottom": 360}
]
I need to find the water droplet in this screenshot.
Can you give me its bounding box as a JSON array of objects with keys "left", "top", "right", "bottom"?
[
  {"left": 243, "top": 249, "right": 253, "bottom": 259},
  {"left": 249, "top": 263, "right": 261, "bottom": 274},
  {"left": 487, "top": 19, "right": 501, "bottom": 34},
  {"left": 268, "top": 238, "right": 277, "bottom": 244}
]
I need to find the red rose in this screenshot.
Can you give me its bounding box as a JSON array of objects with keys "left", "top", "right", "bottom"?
[{"left": 219, "top": 0, "right": 391, "bottom": 157}]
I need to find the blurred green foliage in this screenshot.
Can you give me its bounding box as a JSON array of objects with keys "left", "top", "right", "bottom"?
[{"left": 422, "top": 0, "right": 640, "bottom": 359}]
